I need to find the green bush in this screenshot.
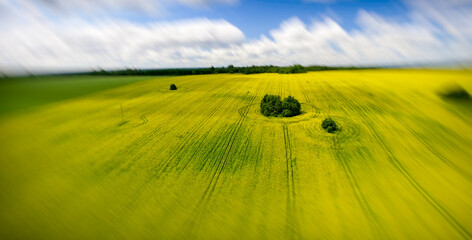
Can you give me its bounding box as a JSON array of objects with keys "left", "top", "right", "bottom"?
[
  {"left": 322, "top": 118, "right": 338, "bottom": 133},
  {"left": 170, "top": 84, "right": 177, "bottom": 90},
  {"left": 260, "top": 94, "right": 301, "bottom": 117},
  {"left": 281, "top": 96, "right": 301, "bottom": 117},
  {"left": 439, "top": 85, "right": 470, "bottom": 100},
  {"left": 260, "top": 94, "right": 282, "bottom": 116}
]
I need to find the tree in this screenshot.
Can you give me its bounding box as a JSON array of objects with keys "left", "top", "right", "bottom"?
[
  {"left": 281, "top": 96, "right": 301, "bottom": 117},
  {"left": 260, "top": 94, "right": 301, "bottom": 117},
  {"left": 227, "top": 65, "right": 235, "bottom": 73},
  {"left": 322, "top": 118, "right": 338, "bottom": 133},
  {"left": 439, "top": 85, "right": 471, "bottom": 100},
  {"left": 170, "top": 84, "right": 177, "bottom": 90},
  {"left": 260, "top": 94, "right": 283, "bottom": 117}
]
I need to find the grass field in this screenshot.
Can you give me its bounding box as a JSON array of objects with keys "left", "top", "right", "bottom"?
[
  {"left": 0, "top": 75, "right": 165, "bottom": 115},
  {"left": 0, "top": 70, "right": 471, "bottom": 239}
]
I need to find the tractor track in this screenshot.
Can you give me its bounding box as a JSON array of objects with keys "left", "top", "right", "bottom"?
[
  {"left": 197, "top": 80, "right": 264, "bottom": 172},
  {"left": 252, "top": 129, "right": 265, "bottom": 174},
  {"left": 94, "top": 80, "right": 233, "bottom": 178},
  {"left": 318, "top": 81, "right": 387, "bottom": 238},
  {"left": 382, "top": 107, "right": 472, "bottom": 182},
  {"left": 283, "top": 124, "right": 300, "bottom": 240},
  {"left": 184, "top": 79, "right": 263, "bottom": 235},
  {"left": 332, "top": 140, "right": 385, "bottom": 238},
  {"left": 232, "top": 126, "right": 255, "bottom": 173},
  {"left": 198, "top": 79, "right": 262, "bottom": 207},
  {"left": 324, "top": 81, "right": 471, "bottom": 239},
  {"left": 367, "top": 119, "right": 472, "bottom": 239},
  {"left": 138, "top": 114, "right": 148, "bottom": 125},
  {"left": 124, "top": 81, "right": 236, "bottom": 175},
  {"left": 296, "top": 77, "right": 311, "bottom": 103},
  {"left": 173, "top": 126, "right": 214, "bottom": 177},
  {"left": 148, "top": 84, "right": 240, "bottom": 180},
  {"left": 124, "top": 82, "right": 241, "bottom": 209}
]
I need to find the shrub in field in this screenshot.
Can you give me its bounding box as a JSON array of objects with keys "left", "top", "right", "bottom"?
[
  {"left": 260, "top": 94, "right": 282, "bottom": 116},
  {"left": 439, "top": 85, "right": 470, "bottom": 100},
  {"left": 281, "top": 96, "right": 301, "bottom": 117},
  {"left": 260, "top": 94, "right": 301, "bottom": 117},
  {"left": 322, "top": 118, "right": 338, "bottom": 133},
  {"left": 170, "top": 84, "right": 177, "bottom": 90}
]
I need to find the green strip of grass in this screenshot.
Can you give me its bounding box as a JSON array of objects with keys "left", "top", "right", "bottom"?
[{"left": 0, "top": 75, "right": 167, "bottom": 115}]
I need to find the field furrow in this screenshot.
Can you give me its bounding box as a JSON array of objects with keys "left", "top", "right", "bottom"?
[
  {"left": 322, "top": 79, "right": 471, "bottom": 239},
  {"left": 185, "top": 78, "right": 264, "bottom": 235},
  {"left": 283, "top": 124, "right": 300, "bottom": 240},
  {"left": 366, "top": 117, "right": 472, "bottom": 239},
  {"left": 1, "top": 70, "right": 471, "bottom": 239},
  {"left": 148, "top": 83, "right": 241, "bottom": 180},
  {"left": 93, "top": 78, "right": 234, "bottom": 178}
]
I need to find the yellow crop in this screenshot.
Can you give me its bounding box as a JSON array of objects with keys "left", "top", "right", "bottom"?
[{"left": 0, "top": 69, "right": 471, "bottom": 239}]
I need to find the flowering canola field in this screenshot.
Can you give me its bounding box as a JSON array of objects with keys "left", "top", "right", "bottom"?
[{"left": 1, "top": 70, "right": 471, "bottom": 239}]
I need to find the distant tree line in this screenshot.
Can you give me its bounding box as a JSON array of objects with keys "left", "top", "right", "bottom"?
[{"left": 87, "top": 64, "right": 373, "bottom": 76}]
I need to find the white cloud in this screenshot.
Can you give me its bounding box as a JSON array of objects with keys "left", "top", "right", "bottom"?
[
  {"left": 1, "top": 0, "right": 472, "bottom": 74},
  {"left": 224, "top": 1, "right": 472, "bottom": 67},
  {"left": 0, "top": 18, "right": 244, "bottom": 73},
  {"left": 33, "top": 0, "right": 238, "bottom": 16},
  {"left": 178, "top": 0, "right": 238, "bottom": 7}
]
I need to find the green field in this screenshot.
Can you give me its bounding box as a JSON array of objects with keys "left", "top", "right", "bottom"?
[
  {"left": 0, "top": 75, "right": 164, "bottom": 115},
  {"left": 0, "top": 70, "right": 471, "bottom": 239}
]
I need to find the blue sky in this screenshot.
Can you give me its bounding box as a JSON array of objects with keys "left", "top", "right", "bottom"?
[
  {"left": 163, "top": 0, "right": 409, "bottom": 39},
  {"left": 0, "top": 0, "right": 471, "bottom": 73}
]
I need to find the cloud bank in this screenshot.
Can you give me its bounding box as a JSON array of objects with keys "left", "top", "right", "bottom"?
[{"left": 0, "top": 0, "right": 471, "bottom": 74}]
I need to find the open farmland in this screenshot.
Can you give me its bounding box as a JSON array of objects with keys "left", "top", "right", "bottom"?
[
  {"left": 0, "top": 75, "right": 165, "bottom": 115},
  {"left": 0, "top": 70, "right": 471, "bottom": 239}
]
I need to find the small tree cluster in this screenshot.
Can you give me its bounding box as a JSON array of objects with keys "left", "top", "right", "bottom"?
[
  {"left": 440, "top": 85, "right": 470, "bottom": 100},
  {"left": 260, "top": 94, "right": 301, "bottom": 117},
  {"left": 170, "top": 84, "right": 177, "bottom": 90},
  {"left": 322, "top": 118, "right": 338, "bottom": 133}
]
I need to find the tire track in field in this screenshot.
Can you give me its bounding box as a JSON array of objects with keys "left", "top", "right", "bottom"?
[
  {"left": 198, "top": 80, "right": 262, "bottom": 205},
  {"left": 197, "top": 79, "right": 265, "bottom": 173},
  {"left": 350, "top": 84, "right": 471, "bottom": 181},
  {"left": 195, "top": 123, "right": 234, "bottom": 172},
  {"left": 195, "top": 82, "right": 261, "bottom": 173},
  {"left": 231, "top": 126, "right": 255, "bottom": 173},
  {"left": 310, "top": 79, "right": 380, "bottom": 233},
  {"left": 91, "top": 79, "right": 230, "bottom": 178},
  {"left": 138, "top": 114, "right": 148, "bottom": 125},
  {"left": 233, "top": 127, "right": 264, "bottom": 238},
  {"left": 381, "top": 107, "right": 472, "bottom": 182},
  {"left": 237, "top": 103, "right": 251, "bottom": 117},
  {"left": 253, "top": 129, "right": 265, "bottom": 174},
  {"left": 148, "top": 85, "right": 240, "bottom": 180},
  {"left": 317, "top": 81, "right": 387, "bottom": 238},
  {"left": 297, "top": 77, "right": 323, "bottom": 119},
  {"left": 323, "top": 81, "right": 472, "bottom": 239},
  {"left": 296, "top": 77, "right": 311, "bottom": 103},
  {"left": 173, "top": 126, "right": 214, "bottom": 176},
  {"left": 184, "top": 79, "right": 263, "bottom": 235},
  {"left": 331, "top": 139, "right": 385, "bottom": 238},
  {"left": 94, "top": 79, "right": 233, "bottom": 178},
  {"left": 366, "top": 120, "right": 472, "bottom": 239},
  {"left": 283, "top": 124, "right": 300, "bottom": 240},
  {"left": 125, "top": 84, "right": 240, "bottom": 209}
]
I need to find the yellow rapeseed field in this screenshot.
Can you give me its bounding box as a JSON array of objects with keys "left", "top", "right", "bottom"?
[{"left": 0, "top": 69, "right": 471, "bottom": 239}]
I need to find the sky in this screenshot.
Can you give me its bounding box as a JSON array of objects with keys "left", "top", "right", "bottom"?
[{"left": 0, "top": 0, "right": 472, "bottom": 74}]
